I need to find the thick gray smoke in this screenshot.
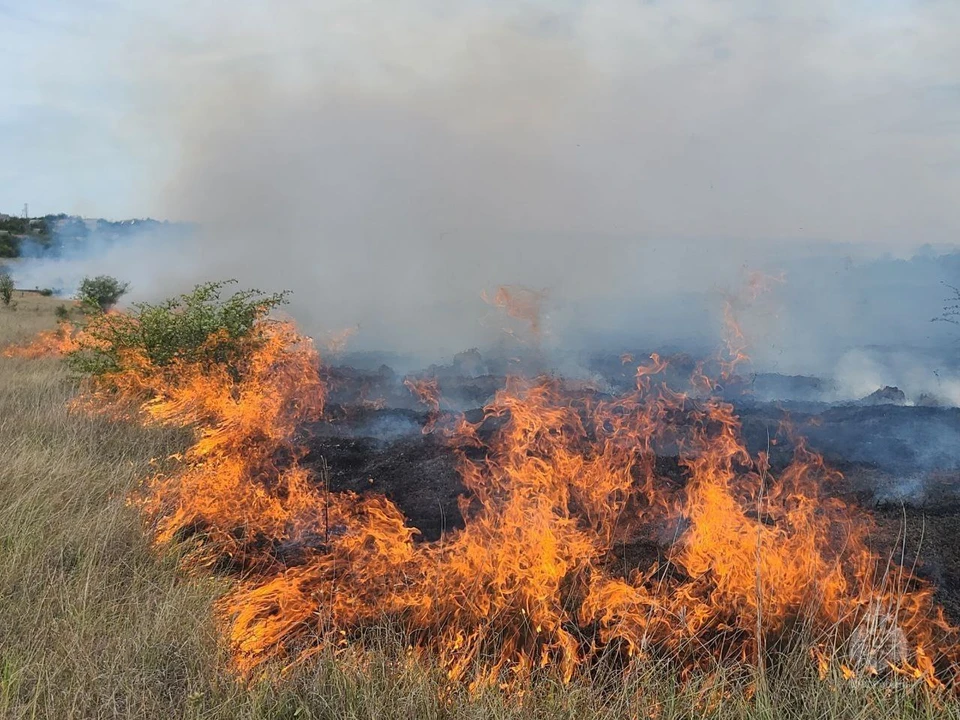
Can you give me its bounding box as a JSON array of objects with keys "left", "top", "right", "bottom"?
[{"left": 55, "top": 3, "right": 960, "bottom": 395}]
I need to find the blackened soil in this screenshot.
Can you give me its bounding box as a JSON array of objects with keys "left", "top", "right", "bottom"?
[
  {"left": 303, "top": 431, "right": 463, "bottom": 541},
  {"left": 301, "top": 404, "right": 960, "bottom": 622}
]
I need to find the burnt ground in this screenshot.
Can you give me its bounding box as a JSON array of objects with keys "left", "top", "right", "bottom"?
[{"left": 303, "top": 369, "right": 960, "bottom": 623}]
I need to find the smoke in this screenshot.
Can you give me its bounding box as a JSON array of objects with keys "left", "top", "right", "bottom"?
[
  {"left": 44, "top": 3, "right": 960, "bottom": 370},
  {"left": 9, "top": 220, "right": 192, "bottom": 299}
]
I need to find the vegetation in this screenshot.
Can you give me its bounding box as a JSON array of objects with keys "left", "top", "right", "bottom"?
[
  {"left": 0, "top": 215, "right": 33, "bottom": 235},
  {"left": 67, "top": 280, "right": 288, "bottom": 379},
  {"left": 0, "top": 294, "right": 957, "bottom": 718},
  {"left": 77, "top": 275, "right": 129, "bottom": 312},
  {"left": 0, "top": 272, "right": 13, "bottom": 306},
  {"left": 0, "top": 232, "right": 19, "bottom": 258},
  {"left": 54, "top": 304, "right": 71, "bottom": 321},
  {"left": 0, "top": 215, "right": 50, "bottom": 258},
  {"left": 0, "top": 211, "right": 183, "bottom": 259}
]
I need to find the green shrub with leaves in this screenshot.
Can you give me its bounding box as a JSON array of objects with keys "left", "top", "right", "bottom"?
[
  {"left": 0, "top": 232, "right": 19, "bottom": 258},
  {"left": 77, "top": 275, "right": 129, "bottom": 312},
  {"left": 67, "top": 280, "right": 289, "bottom": 380},
  {"left": 0, "top": 272, "right": 13, "bottom": 306},
  {"left": 54, "top": 304, "right": 71, "bottom": 321}
]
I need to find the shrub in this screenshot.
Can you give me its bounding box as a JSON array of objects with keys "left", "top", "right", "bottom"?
[
  {"left": 54, "top": 304, "right": 70, "bottom": 321},
  {"left": 67, "top": 280, "right": 289, "bottom": 380},
  {"left": 0, "top": 272, "right": 13, "bottom": 306},
  {"left": 77, "top": 275, "right": 129, "bottom": 312},
  {"left": 39, "top": 288, "right": 54, "bottom": 297},
  {"left": 0, "top": 233, "right": 19, "bottom": 258}
]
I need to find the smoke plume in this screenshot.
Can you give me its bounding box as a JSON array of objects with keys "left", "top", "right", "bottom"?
[{"left": 39, "top": 3, "right": 960, "bottom": 384}]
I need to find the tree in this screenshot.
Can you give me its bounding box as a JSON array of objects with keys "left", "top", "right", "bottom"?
[
  {"left": 77, "top": 275, "right": 129, "bottom": 312},
  {"left": 0, "top": 272, "right": 13, "bottom": 306},
  {"left": 0, "top": 233, "right": 19, "bottom": 258}
]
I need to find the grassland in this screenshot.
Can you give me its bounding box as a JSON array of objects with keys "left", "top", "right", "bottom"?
[{"left": 0, "top": 295, "right": 957, "bottom": 719}]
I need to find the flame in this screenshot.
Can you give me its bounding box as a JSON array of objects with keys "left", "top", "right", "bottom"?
[
  {"left": 2, "top": 309, "right": 129, "bottom": 360},
  {"left": 718, "top": 271, "right": 785, "bottom": 381},
  {"left": 404, "top": 375, "right": 442, "bottom": 433},
  {"left": 223, "top": 356, "right": 958, "bottom": 689},
  {"left": 2, "top": 321, "right": 80, "bottom": 358},
  {"left": 323, "top": 326, "right": 358, "bottom": 355},
  {"left": 15, "top": 301, "right": 960, "bottom": 693},
  {"left": 482, "top": 285, "right": 547, "bottom": 341},
  {"left": 69, "top": 319, "right": 327, "bottom": 571},
  {"left": 404, "top": 376, "right": 440, "bottom": 413}
]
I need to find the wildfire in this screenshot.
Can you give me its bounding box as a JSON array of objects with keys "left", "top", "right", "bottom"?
[
  {"left": 404, "top": 375, "right": 440, "bottom": 412},
  {"left": 10, "top": 300, "right": 960, "bottom": 693},
  {"left": 102, "top": 321, "right": 327, "bottom": 572},
  {"left": 323, "top": 326, "right": 358, "bottom": 355},
  {"left": 2, "top": 321, "right": 80, "bottom": 358},
  {"left": 718, "top": 271, "right": 784, "bottom": 382},
  {"left": 482, "top": 285, "right": 548, "bottom": 341},
  {"left": 222, "top": 356, "right": 959, "bottom": 689}
]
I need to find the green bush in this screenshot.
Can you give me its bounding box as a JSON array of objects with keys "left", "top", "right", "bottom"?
[
  {"left": 77, "top": 275, "right": 129, "bottom": 312},
  {"left": 0, "top": 272, "right": 13, "bottom": 306},
  {"left": 54, "top": 304, "right": 70, "bottom": 321},
  {"left": 39, "top": 288, "right": 54, "bottom": 297},
  {"left": 67, "top": 280, "right": 289, "bottom": 380},
  {"left": 0, "top": 233, "right": 19, "bottom": 258}
]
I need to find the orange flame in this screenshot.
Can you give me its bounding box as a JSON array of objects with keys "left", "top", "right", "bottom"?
[
  {"left": 17, "top": 302, "right": 960, "bottom": 693},
  {"left": 2, "top": 322, "right": 80, "bottom": 358},
  {"left": 482, "top": 285, "right": 547, "bottom": 342},
  {"left": 226, "top": 364, "right": 959, "bottom": 688},
  {"left": 323, "top": 326, "right": 358, "bottom": 355},
  {"left": 70, "top": 319, "right": 327, "bottom": 571},
  {"left": 719, "top": 271, "right": 785, "bottom": 381},
  {"left": 404, "top": 375, "right": 442, "bottom": 433}
]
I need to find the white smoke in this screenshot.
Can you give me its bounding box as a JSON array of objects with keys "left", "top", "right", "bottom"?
[{"left": 11, "top": 2, "right": 960, "bottom": 371}]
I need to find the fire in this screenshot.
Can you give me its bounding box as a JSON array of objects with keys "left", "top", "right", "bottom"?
[
  {"left": 69, "top": 318, "right": 327, "bottom": 571},
  {"left": 404, "top": 375, "right": 441, "bottom": 432},
  {"left": 404, "top": 375, "right": 440, "bottom": 413},
  {"left": 323, "top": 326, "right": 358, "bottom": 355},
  {"left": 134, "top": 322, "right": 327, "bottom": 572},
  {"left": 11, "top": 299, "right": 960, "bottom": 693},
  {"left": 2, "top": 321, "right": 80, "bottom": 358},
  {"left": 3, "top": 309, "right": 127, "bottom": 360},
  {"left": 482, "top": 285, "right": 548, "bottom": 341},
  {"left": 718, "top": 271, "right": 784, "bottom": 381},
  {"left": 221, "top": 357, "right": 959, "bottom": 689}
]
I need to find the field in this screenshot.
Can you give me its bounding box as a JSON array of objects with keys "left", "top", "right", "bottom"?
[{"left": 0, "top": 296, "right": 957, "bottom": 719}]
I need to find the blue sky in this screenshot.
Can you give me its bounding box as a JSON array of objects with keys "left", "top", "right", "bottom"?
[{"left": 1, "top": 0, "right": 958, "bottom": 247}]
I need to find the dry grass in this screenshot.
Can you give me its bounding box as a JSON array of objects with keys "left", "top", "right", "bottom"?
[
  {"left": 0, "top": 293, "right": 76, "bottom": 342},
  {"left": 0, "top": 299, "right": 958, "bottom": 719}
]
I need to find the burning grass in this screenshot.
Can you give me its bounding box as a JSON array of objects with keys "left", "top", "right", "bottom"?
[{"left": 2, "top": 289, "right": 960, "bottom": 717}]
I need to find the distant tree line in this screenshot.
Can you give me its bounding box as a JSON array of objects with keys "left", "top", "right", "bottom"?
[
  {"left": 0, "top": 211, "right": 181, "bottom": 259},
  {"left": 0, "top": 214, "right": 52, "bottom": 258}
]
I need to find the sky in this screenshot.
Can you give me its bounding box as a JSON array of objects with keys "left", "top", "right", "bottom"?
[
  {"left": 3, "top": 0, "right": 960, "bottom": 367},
  {"left": 1, "top": 0, "right": 958, "bottom": 245}
]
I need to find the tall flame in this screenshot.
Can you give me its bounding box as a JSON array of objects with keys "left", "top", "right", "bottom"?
[{"left": 9, "top": 305, "right": 959, "bottom": 693}]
